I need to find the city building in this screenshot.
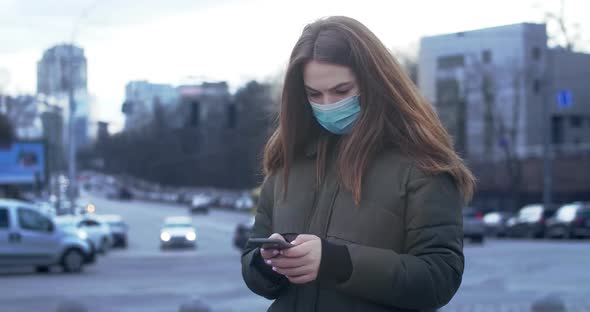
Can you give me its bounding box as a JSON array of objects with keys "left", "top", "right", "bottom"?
[
  {"left": 37, "top": 44, "right": 91, "bottom": 150},
  {"left": 122, "top": 80, "right": 178, "bottom": 130},
  {"left": 419, "top": 23, "right": 590, "bottom": 162}
]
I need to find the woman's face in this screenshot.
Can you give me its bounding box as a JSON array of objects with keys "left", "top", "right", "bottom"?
[{"left": 303, "top": 60, "right": 359, "bottom": 105}]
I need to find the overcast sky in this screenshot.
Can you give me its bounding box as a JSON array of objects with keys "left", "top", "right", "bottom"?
[{"left": 0, "top": 0, "right": 588, "bottom": 131}]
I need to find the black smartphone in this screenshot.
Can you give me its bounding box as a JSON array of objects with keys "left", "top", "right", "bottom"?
[{"left": 247, "top": 238, "right": 294, "bottom": 250}]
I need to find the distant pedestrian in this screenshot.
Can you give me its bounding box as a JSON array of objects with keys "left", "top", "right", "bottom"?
[{"left": 241, "top": 16, "right": 475, "bottom": 312}]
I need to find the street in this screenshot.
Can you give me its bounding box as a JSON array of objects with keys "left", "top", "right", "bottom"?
[{"left": 1, "top": 193, "right": 590, "bottom": 312}]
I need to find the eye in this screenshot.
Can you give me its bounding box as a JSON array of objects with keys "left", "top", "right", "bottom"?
[
  {"left": 307, "top": 92, "right": 321, "bottom": 98},
  {"left": 335, "top": 89, "right": 350, "bottom": 95}
]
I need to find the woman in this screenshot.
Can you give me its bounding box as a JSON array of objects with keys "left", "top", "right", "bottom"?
[{"left": 241, "top": 16, "right": 475, "bottom": 312}]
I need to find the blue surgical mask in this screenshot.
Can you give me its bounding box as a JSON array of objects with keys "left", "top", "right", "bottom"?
[{"left": 309, "top": 95, "right": 361, "bottom": 135}]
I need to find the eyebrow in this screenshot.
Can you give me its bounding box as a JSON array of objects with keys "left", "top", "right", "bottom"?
[{"left": 304, "top": 82, "right": 353, "bottom": 93}]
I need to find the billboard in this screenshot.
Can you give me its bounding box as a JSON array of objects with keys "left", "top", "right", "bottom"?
[{"left": 0, "top": 141, "right": 47, "bottom": 185}]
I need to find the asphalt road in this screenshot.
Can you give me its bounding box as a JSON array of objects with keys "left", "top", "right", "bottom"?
[{"left": 1, "top": 192, "right": 589, "bottom": 312}]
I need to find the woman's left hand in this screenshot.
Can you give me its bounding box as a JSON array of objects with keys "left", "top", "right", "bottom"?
[{"left": 265, "top": 234, "right": 322, "bottom": 284}]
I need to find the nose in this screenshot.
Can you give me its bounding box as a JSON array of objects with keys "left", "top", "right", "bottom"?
[{"left": 318, "top": 95, "right": 341, "bottom": 105}]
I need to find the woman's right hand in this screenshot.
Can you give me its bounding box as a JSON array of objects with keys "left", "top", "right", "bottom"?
[{"left": 259, "top": 233, "right": 285, "bottom": 261}]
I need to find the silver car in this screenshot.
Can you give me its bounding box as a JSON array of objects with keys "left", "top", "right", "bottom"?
[
  {"left": 0, "top": 199, "right": 95, "bottom": 273},
  {"left": 96, "top": 214, "right": 129, "bottom": 248}
]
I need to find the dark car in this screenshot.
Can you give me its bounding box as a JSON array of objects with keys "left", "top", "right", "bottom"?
[
  {"left": 118, "top": 187, "right": 133, "bottom": 200},
  {"left": 545, "top": 202, "right": 590, "bottom": 239},
  {"left": 463, "top": 208, "right": 485, "bottom": 244},
  {"left": 483, "top": 211, "right": 514, "bottom": 237},
  {"left": 507, "top": 204, "right": 557, "bottom": 238},
  {"left": 233, "top": 217, "right": 254, "bottom": 250}
]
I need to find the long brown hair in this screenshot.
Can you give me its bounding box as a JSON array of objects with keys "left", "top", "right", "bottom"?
[{"left": 263, "top": 16, "right": 475, "bottom": 204}]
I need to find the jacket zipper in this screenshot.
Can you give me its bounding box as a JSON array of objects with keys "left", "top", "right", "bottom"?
[{"left": 312, "top": 181, "right": 340, "bottom": 312}]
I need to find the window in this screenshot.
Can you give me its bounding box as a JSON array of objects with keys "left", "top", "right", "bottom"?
[
  {"left": 188, "top": 101, "right": 201, "bottom": 127},
  {"left": 532, "top": 47, "right": 542, "bottom": 60},
  {"left": 17, "top": 208, "right": 52, "bottom": 232},
  {"left": 0, "top": 208, "right": 9, "bottom": 228},
  {"left": 227, "top": 104, "right": 237, "bottom": 129},
  {"left": 533, "top": 79, "right": 541, "bottom": 94},
  {"left": 437, "top": 54, "right": 464, "bottom": 70},
  {"left": 552, "top": 116, "right": 564, "bottom": 144},
  {"left": 482, "top": 50, "right": 492, "bottom": 64},
  {"left": 570, "top": 116, "right": 582, "bottom": 128}
]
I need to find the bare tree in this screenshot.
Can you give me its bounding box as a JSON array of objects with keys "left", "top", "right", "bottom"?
[
  {"left": 391, "top": 48, "right": 419, "bottom": 84},
  {"left": 460, "top": 55, "right": 530, "bottom": 210},
  {"left": 537, "top": 0, "right": 586, "bottom": 51}
]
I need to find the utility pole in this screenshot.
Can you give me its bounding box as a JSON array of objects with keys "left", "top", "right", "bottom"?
[
  {"left": 542, "top": 48, "right": 553, "bottom": 209},
  {"left": 66, "top": 1, "right": 99, "bottom": 208},
  {"left": 67, "top": 45, "right": 77, "bottom": 210}
]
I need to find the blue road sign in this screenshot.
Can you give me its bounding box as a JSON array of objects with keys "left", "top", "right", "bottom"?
[{"left": 556, "top": 90, "right": 573, "bottom": 108}]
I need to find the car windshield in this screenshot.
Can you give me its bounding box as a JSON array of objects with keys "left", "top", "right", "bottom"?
[{"left": 164, "top": 223, "right": 192, "bottom": 228}]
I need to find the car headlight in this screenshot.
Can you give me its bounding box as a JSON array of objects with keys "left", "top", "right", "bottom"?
[
  {"left": 160, "top": 232, "right": 171, "bottom": 242},
  {"left": 186, "top": 231, "right": 196, "bottom": 241},
  {"left": 78, "top": 230, "right": 88, "bottom": 240}
]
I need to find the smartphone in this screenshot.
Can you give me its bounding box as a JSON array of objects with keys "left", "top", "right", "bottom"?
[{"left": 247, "top": 238, "right": 294, "bottom": 250}]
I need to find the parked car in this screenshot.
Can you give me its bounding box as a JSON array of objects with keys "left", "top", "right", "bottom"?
[
  {"left": 545, "top": 202, "right": 590, "bottom": 239},
  {"left": 55, "top": 215, "right": 112, "bottom": 254},
  {"left": 189, "top": 195, "right": 213, "bottom": 214},
  {"left": 96, "top": 214, "right": 129, "bottom": 248},
  {"left": 234, "top": 195, "right": 255, "bottom": 212},
  {"left": 162, "top": 193, "right": 179, "bottom": 203},
  {"left": 0, "top": 199, "right": 95, "bottom": 273},
  {"left": 217, "top": 195, "right": 238, "bottom": 209},
  {"left": 463, "top": 208, "right": 485, "bottom": 243},
  {"left": 145, "top": 192, "right": 158, "bottom": 201},
  {"left": 118, "top": 187, "right": 133, "bottom": 200},
  {"left": 483, "top": 211, "right": 514, "bottom": 237},
  {"left": 507, "top": 204, "right": 557, "bottom": 238},
  {"left": 177, "top": 192, "right": 191, "bottom": 204},
  {"left": 233, "top": 217, "right": 255, "bottom": 250},
  {"left": 160, "top": 216, "right": 197, "bottom": 249}
]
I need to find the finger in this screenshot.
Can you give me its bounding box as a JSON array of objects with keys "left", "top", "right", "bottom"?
[
  {"left": 273, "top": 265, "right": 313, "bottom": 277},
  {"left": 280, "top": 243, "right": 311, "bottom": 258},
  {"left": 288, "top": 274, "right": 315, "bottom": 284},
  {"left": 260, "top": 248, "right": 280, "bottom": 260},
  {"left": 267, "top": 256, "right": 308, "bottom": 269},
  {"left": 268, "top": 233, "right": 286, "bottom": 241},
  {"left": 292, "top": 234, "right": 314, "bottom": 244}
]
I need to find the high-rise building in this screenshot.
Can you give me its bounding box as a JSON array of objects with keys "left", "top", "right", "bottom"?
[
  {"left": 37, "top": 44, "right": 87, "bottom": 95},
  {"left": 419, "top": 23, "right": 590, "bottom": 161},
  {"left": 37, "top": 44, "right": 90, "bottom": 150}
]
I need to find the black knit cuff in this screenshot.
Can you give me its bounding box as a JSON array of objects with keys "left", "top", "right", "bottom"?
[{"left": 318, "top": 238, "right": 352, "bottom": 283}]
